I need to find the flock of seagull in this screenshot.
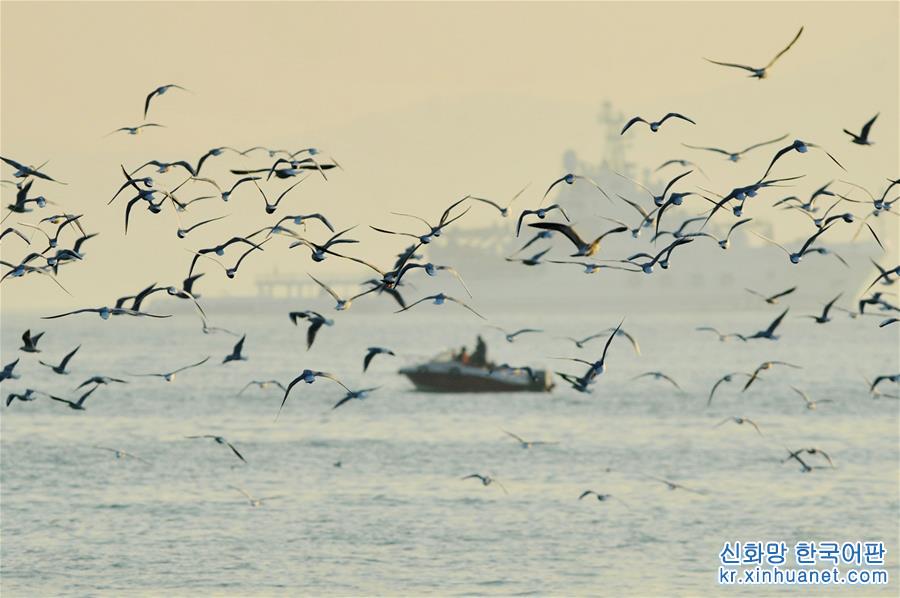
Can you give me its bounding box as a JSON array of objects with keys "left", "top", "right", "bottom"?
[{"left": 2, "top": 25, "right": 899, "bottom": 506}]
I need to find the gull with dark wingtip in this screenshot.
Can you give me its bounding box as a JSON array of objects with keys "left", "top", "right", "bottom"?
[
  {"left": 396, "top": 293, "right": 486, "bottom": 320},
  {"left": 278, "top": 370, "right": 351, "bottom": 419},
  {"left": 707, "top": 373, "right": 752, "bottom": 407}
]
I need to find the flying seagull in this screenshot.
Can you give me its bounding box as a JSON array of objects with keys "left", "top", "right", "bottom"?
[
  {"left": 705, "top": 26, "right": 804, "bottom": 79},
  {"left": 48, "top": 386, "right": 98, "bottom": 411},
  {"left": 363, "top": 347, "right": 395, "bottom": 372},
  {"left": 185, "top": 435, "right": 246, "bottom": 463},
  {"left": 843, "top": 113, "right": 878, "bottom": 146},
  {"left": 714, "top": 416, "right": 763, "bottom": 435},
  {"left": 19, "top": 329, "right": 45, "bottom": 353},
  {"left": 396, "top": 293, "right": 486, "bottom": 320},
  {"left": 502, "top": 430, "right": 558, "bottom": 449},
  {"left": 38, "top": 344, "right": 81, "bottom": 375},
  {"left": 223, "top": 335, "right": 247, "bottom": 364},
  {"left": 682, "top": 134, "right": 789, "bottom": 162},
  {"left": 128, "top": 357, "right": 210, "bottom": 382},
  {"left": 144, "top": 84, "right": 189, "bottom": 119},
  {"left": 278, "top": 370, "right": 351, "bottom": 419},
  {"left": 461, "top": 474, "right": 508, "bottom": 494},
  {"left": 289, "top": 310, "right": 334, "bottom": 349},
  {"left": 743, "top": 361, "right": 802, "bottom": 392},
  {"left": 621, "top": 113, "right": 695, "bottom": 135},
  {"left": 745, "top": 286, "right": 797, "bottom": 305}
]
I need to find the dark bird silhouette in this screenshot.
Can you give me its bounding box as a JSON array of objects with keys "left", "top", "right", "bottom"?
[
  {"left": 289, "top": 310, "right": 334, "bottom": 349},
  {"left": 745, "top": 286, "right": 797, "bottom": 305},
  {"left": 528, "top": 221, "right": 628, "bottom": 258},
  {"left": 363, "top": 347, "right": 395, "bottom": 372},
  {"left": 803, "top": 293, "right": 842, "bottom": 324},
  {"left": 20, "top": 329, "right": 45, "bottom": 353},
  {"left": 223, "top": 335, "right": 247, "bottom": 364},
  {"left": 39, "top": 344, "right": 80, "bottom": 375},
  {"left": 843, "top": 113, "right": 878, "bottom": 146},
  {"left": 278, "top": 370, "right": 351, "bottom": 419},
  {"left": 48, "top": 386, "right": 98, "bottom": 411}
]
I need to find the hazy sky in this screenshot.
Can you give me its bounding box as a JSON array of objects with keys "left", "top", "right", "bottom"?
[{"left": 2, "top": 1, "right": 897, "bottom": 310}]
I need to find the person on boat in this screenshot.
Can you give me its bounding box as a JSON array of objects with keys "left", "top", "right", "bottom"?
[
  {"left": 459, "top": 347, "right": 470, "bottom": 365},
  {"left": 470, "top": 335, "right": 488, "bottom": 368}
]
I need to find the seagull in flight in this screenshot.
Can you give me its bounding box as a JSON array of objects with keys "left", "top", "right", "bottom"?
[
  {"left": 363, "top": 347, "right": 395, "bottom": 372},
  {"left": 515, "top": 205, "right": 569, "bottom": 236},
  {"left": 489, "top": 327, "right": 542, "bottom": 343},
  {"left": 682, "top": 134, "right": 789, "bottom": 162},
  {"left": 790, "top": 386, "right": 833, "bottom": 411},
  {"left": 75, "top": 375, "right": 127, "bottom": 390},
  {"left": 578, "top": 490, "right": 629, "bottom": 507},
  {"left": 19, "top": 329, "right": 45, "bottom": 353},
  {"left": 621, "top": 113, "right": 695, "bottom": 135},
  {"left": 745, "top": 286, "right": 797, "bottom": 305},
  {"left": 107, "top": 124, "right": 165, "bottom": 136},
  {"left": 554, "top": 320, "right": 624, "bottom": 382},
  {"left": 695, "top": 327, "right": 745, "bottom": 342},
  {"left": 229, "top": 485, "right": 284, "bottom": 507},
  {"left": 502, "top": 430, "right": 558, "bottom": 449},
  {"left": 185, "top": 435, "right": 246, "bottom": 463},
  {"left": 707, "top": 372, "right": 752, "bottom": 407},
  {"left": 278, "top": 370, "right": 351, "bottom": 419},
  {"left": 332, "top": 386, "right": 381, "bottom": 410},
  {"left": 129, "top": 357, "right": 210, "bottom": 382},
  {"left": 542, "top": 173, "right": 610, "bottom": 204},
  {"left": 631, "top": 371, "right": 681, "bottom": 390},
  {"left": 528, "top": 221, "right": 628, "bottom": 258},
  {"left": 396, "top": 293, "right": 486, "bottom": 320},
  {"left": 308, "top": 274, "right": 378, "bottom": 311},
  {"left": 461, "top": 474, "right": 508, "bottom": 494},
  {"left": 289, "top": 310, "right": 334, "bottom": 349},
  {"left": 761, "top": 138, "right": 844, "bottom": 180},
  {"left": 222, "top": 335, "right": 247, "bottom": 364},
  {"left": 803, "top": 293, "right": 842, "bottom": 324},
  {"left": 0, "top": 359, "right": 21, "bottom": 382},
  {"left": 48, "top": 386, "right": 98, "bottom": 411},
  {"left": 6, "top": 388, "right": 43, "bottom": 406},
  {"left": 467, "top": 184, "right": 529, "bottom": 217},
  {"left": 1, "top": 156, "right": 66, "bottom": 184},
  {"left": 704, "top": 26, "right": 803, "bottom": 79},
  {"left": 743, "top": 308, "right": 790, "bottom": 341},
  {"left": 753, "top": 224, "right": 836, "bottom": 265},
  {"left": 714, "top": 416, "right": 763, "bottom": 435},
  {"left": 39, "top": 345, "right": 81, "bottom": 375},
  {"left": 505, "top": 247, "right": 552, "bottom": 267},
  {"left": 843, "top": 113, "right": 878, "bottom": 146},
  {"left": 144, "top": 84, "right": 189, "bottom": 118},
  {"left": 743, "top": 361, "right": 802, "bottom": 392},
  {"left": 92, "top": 446, "right": 151, "bottom": 465},
  {"left": 238, "top": 380, "right": 286, "bottom": 395}
]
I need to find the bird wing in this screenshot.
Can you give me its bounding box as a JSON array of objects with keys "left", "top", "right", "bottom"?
[
  {"left": 362, "top": 350, "right": 377, "bottom": 372},
  {"left": 173, "top": 356, "right": 211, "bottom": 374},
  {"left": 767, "top": 286, "right": 797, "bottom": 301},
  {"left": 58, "top": 345, "right": 81, "bottom": 370},
  {"left": 704, "top": 58, "right": 756, "bottom": 72},
  {"left": 308, "top": 273, "right": 341, "bottom": 302},
  {"left": 738, "top": 134, "right": 789, "bottom": 155},
  {"left": 660, "top": 113, "right": 696, "bottom": 126},
  {"left": 225, "top": 441, "right": 247, "bottom": 463},
  {"left": 764, "top": 308, "right": 789, "bottom": 335},
  {"left": 765, "top": 26, "right": 804, "bottom": 69},
  {"left": 444, "top": 296, "right": 487, "bottom": 320},
  {"left": 620, "top": 116, "right": 647, "bottom": 135},
  {"left": 599, "top": 320, "right": 623, "bottom": 364}
]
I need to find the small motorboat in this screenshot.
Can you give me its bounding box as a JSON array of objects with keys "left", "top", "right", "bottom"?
[{"left": 399, "top": 350, "right": 552, "bottom": 393}]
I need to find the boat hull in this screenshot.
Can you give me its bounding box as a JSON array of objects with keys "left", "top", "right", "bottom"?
[{"left": 399, "top": 363, "right": 552, "bottom": 393}]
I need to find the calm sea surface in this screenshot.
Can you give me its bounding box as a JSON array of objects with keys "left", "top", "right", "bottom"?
[{"left": 2, "top": 308, "right": 898, "bottom": 596}]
